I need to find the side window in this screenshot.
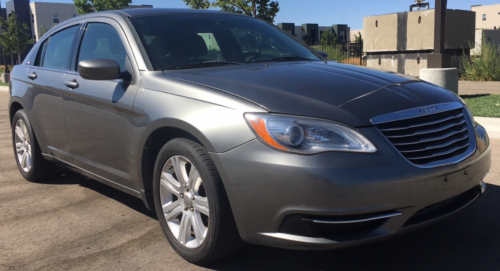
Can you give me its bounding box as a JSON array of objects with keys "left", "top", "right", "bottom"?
[
  {"left": 41, "top": 25, "right": 78, "bottom": 70},
  {"left": 77, "top": 23, "right": 127, "bottom": 72}
]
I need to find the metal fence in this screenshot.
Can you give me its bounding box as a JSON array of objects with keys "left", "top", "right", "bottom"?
[{"left": 309, "top": 42, "right": 366, "bottom": 66}]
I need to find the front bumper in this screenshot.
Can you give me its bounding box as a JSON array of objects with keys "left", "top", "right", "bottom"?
[{"left": 210, "top": 125, "right": 491, "bottom": 250}]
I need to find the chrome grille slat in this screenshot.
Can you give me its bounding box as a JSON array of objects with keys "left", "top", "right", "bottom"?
[
  {"left": 392, "top": 127, "right": 467, "bottom": 146},
  {"left": 399, "top": 135, "right": 469, "bottom": 153},
  {"left": 379, "top": 113, "right": 464, "bottom": 132},
  {"left": 407, "top": 143, "right": 470, "bottom": 160},
  {"left": 385, "top": 119, "right": 466, "bottom": 138},
  {"left": 375, "top": 107, "right": 471, "bottom": 166}
]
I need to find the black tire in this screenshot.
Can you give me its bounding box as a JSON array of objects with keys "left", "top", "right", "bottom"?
[
  {"left": 11, "top": 110, "right": 57, "bottom": 182},
  {"left": 153, "top": 138, "right": 242, "bottom": 264}
]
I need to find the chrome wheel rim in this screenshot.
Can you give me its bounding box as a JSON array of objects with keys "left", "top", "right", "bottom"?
[
  {"left": 160, "top": 155, "right": 209, "bottom": 248},
  {"left": 14, "top": 119, "right": 32, "bottom": 173}
]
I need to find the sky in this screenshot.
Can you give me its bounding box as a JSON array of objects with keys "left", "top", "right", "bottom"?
[{"left": 21, "top": 0, "right": 500, "bottom": 29}]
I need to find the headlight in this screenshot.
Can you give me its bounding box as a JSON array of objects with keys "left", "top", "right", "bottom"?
[{"left": 244, "top": 113, "right": 377, "bottom": 154}]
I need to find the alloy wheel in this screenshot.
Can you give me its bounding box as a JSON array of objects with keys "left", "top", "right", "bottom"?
[
  {"left": 160, "top": 155, "right": 209, "bottom": 248},
  {"left": 14, "top": 119, "right": 32, "bottom": 173}
]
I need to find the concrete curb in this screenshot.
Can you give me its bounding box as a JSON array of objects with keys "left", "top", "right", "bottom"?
[
  {"left": 476, "top": 117, "right": 500, "bottom": 139},
  {"left": 0, "top": 86, "right": 8, "bottom": 92}
]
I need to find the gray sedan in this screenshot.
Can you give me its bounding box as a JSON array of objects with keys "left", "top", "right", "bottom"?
[{"left": 8, "top": 8, "right": 491, "bottom": 264}]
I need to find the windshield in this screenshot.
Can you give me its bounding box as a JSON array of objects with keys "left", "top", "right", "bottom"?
[{"left": 130, "top": 13, "right": 321, "bottom": 70}]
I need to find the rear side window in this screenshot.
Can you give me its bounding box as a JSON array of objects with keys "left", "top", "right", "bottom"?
[
  {"left": 77, "top": 23, "right": 127, "bottom": 72},
  {"left": 40, "top": 25, "right": 78, "bottom": 70}
]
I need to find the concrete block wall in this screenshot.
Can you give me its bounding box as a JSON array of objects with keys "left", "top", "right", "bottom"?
[
  {"left": 364, "top": 13, "right": 399, "bottom": 52},
  {"left": 364, "top": 9, "right": 475, "bottom": 76}
]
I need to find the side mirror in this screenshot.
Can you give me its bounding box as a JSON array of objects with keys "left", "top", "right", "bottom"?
[
  {"left": 78, "top": 59, "right": 121, "bottom": 80},
  {"left": 316, "top": 50, "right": 328, "bottom": 59}
]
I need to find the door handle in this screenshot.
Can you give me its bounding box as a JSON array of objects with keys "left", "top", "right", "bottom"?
[
  {"left": 27, "top": 72, "right": 37, "bottom": 80},
  {"left": 64, "top": 80, "right": 79, "bottom": 89}
]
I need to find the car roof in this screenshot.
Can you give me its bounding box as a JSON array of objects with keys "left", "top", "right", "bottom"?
[
  {"left": 45, "top": 8, "right": 246, "bottom": 38},
  {"left": 98, "top": 8, "right": 242, "bottom": 18}
]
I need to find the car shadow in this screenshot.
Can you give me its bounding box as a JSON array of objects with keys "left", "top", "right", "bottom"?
[
  {"left": 44, "top": 168, "right": 156, "bottom": 219},
  {"left": 41, "top": 169, "right": 500, "bottom": 271}
]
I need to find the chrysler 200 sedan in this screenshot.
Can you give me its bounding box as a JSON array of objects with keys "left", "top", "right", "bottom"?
[{"left": 9, "top": 8, "right": 491, "bottom": 264}]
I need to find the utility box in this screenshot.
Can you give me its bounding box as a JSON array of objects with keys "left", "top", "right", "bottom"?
[{"left": 364, "top": 9, "right": 475, "bottom": 77}]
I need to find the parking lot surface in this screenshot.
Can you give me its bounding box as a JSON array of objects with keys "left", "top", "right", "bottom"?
[{"left": 1, "top": 89, "right": 499, "bottom": 271}]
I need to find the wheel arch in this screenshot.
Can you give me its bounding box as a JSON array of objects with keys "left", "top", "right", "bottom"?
[
  {"left": 139, "top": 121, "right": 216, "bottom": 211},
  {"left": 9, "top": 101, "right": 24, "bottom": 125}
]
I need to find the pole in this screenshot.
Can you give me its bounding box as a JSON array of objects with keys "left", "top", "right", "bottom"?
[
  {"left": 428, "top": 0, "right": 450, "bottom": 68},
  {"left": 434, "top": 0, "right": 446, "bottom": 54}
]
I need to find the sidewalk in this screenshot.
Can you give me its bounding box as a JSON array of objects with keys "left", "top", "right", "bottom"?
[
  {"left": 0, "top": 86, "right": 7, "bottom": 91},
  {"left": 459, "top": 81, "right": 500, "bottom": 95}
]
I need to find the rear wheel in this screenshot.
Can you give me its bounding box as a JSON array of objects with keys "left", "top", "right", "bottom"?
[
  {"left": 12, "top": 110, "right": 56, "bottom": 182},
  {"left": 153, "top": 138, "right": 241, "bottom": 264}
]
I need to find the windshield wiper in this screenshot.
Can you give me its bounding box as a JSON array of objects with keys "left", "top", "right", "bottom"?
[
  {"left": 165, "top": 61, "right": 242, "bottom": 70},
  {"left": 269, "top": 55, "right": 313, "bottom": 62}
]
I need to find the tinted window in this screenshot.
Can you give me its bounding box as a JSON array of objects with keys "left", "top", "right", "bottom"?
[
  {"left": 77, "top": 23, "right": 127, "bottom": 71},
  {"left": 34, "top": 40, "right": 47, "bottom": 66},
  {"left": 130, "top": 14, "right": 320, "bottom": 70},
  {"left": 41, "top": 25, "right": 78, "bottom": 70}
]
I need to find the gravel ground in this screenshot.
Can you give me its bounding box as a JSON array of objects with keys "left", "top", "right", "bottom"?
[{"left": 1, "top": 90, "right": 499, "bottom": 271}]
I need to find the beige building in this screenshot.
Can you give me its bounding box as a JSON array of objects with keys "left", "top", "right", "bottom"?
[
  {"left": 471, "top": 4, "right": 500, "bottom": 30},
  {"left": 363, "top": 9, "right": 475, "bottom": 77},
  {"left": 29, "top": 2, "right": 79, "bottom": 41}
]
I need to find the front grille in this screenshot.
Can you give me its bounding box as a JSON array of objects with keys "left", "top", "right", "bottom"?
[{"left": 376, "top": 108, "right": 471, "bottom": 166}]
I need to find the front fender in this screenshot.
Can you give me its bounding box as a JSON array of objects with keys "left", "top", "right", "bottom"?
[{"left": 134, "top": 74, "right": 266, "bottom": 153}]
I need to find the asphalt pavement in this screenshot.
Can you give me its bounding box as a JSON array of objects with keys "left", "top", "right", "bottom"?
[{"left": 0, "top": 89, "right": 499, "bottom": 271}]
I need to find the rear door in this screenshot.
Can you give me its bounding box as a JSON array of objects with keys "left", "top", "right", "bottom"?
[
  {"left": 62, "top": 18, "right": 140, "bottom": 188},
  {"left": 24, "top": 24, "right": 80, "bottom": 162}
]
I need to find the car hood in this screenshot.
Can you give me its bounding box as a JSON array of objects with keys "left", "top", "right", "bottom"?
[{"left": 163, "top": 61, "right": 460, "bottom": 127}]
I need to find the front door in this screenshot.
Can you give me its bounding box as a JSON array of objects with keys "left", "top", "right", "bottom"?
[{"left": 62, "top": 19, "right": 140, "bottom": 189}]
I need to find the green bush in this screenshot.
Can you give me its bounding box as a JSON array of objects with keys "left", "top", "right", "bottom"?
[{"left": 460, "top": 38, "right": 500, "bottom": 81}]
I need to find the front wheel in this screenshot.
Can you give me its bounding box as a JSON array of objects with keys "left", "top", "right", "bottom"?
[{"left": 152, "top": 138, "right": 241, "bottom": 264}]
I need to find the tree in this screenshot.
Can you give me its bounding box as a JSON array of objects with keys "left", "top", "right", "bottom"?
[
  {"left": 354, "top": 31, "right": 363, "bottom": 43},
  {"left": 320, "top": 29, "right": 336, "bottom": 45},
  {"left": 38, "top": 23, "right": 48, "bottom": 39},
  {"left": 73, "top": 0, "right": 132, "bottom": 15},
  {"left": 181, "top": 0, "right": 280, "bottom": 23},
  {"left": 0, "top": 11, "right": 34, "bottom": 66},
  {"left": 182, "top": 0, "right": 210, "bottom": 9}
]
